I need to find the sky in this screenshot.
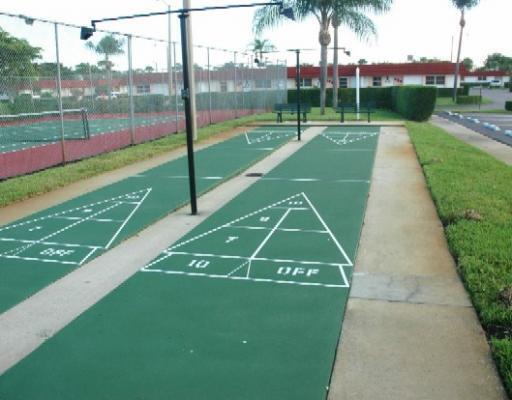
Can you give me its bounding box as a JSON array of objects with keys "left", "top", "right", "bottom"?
[{"left": 0, "top": 0, "right": 510, "bottom": 71}]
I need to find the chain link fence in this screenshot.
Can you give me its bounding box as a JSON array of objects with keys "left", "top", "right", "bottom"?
[{"left": 0, "top": 12, "right": 287, "bottom": 179}]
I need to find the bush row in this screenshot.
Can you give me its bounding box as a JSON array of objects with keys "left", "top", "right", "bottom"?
[
  {"left": 506, "top": 101, "right": 512, "bottom": 111},
  {"left": 287, "top": 87, "right": 393, "bottom": 108},
  {"left": 288, "top": 86, "right": 437, "bottom": 121},
  {"left": 437, "top": 87, "right": 467, "bottom": 97}
]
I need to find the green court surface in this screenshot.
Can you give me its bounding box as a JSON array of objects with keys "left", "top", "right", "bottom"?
[
  {"left": 0, "top": 126, "right": 297, "bottom": 313},
  {"left": 0, "top": 126, "right": 379, "bottom": 399},
  {"left": 0, "top": 114, "right": 180, "bottom": 153}
]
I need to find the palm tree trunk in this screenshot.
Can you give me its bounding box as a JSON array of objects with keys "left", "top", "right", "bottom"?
[
  {"left": 453, "top": 8, "right": 465, "bottom": 102},
  {"left": 320, "top": 44, "right": 328, "bottom": 113},
  {"left": 333, "top": 25, "right": 339, "bottom": 109},
  {"left": 318, "top": 21, "right": 331, "bottom": 115}
]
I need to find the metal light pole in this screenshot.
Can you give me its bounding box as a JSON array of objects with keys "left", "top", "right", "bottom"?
[
  {"left": 295, "top": 50, "right": 301, "bottom": 141},
  {"left": 83, "top": 1, "right": 294, "bottom": 216},
  {"left": 178, "top": 11, "right": 197, "bottom": 214}
]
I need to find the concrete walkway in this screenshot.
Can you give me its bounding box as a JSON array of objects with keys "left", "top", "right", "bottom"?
[
  {"left": 328, "top": 127, "right": 507, "bottom": 399},
  {"left": 431, "top": 115, "right": 512, "bottom": 166}
]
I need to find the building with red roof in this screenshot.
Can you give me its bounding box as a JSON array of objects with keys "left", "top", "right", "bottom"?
[{"left": 286, "top": 62, "right": 509, "bottom": 89}]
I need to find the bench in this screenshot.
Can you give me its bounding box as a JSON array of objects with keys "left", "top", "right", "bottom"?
[
  {"left": 273, "top": 103, "right": 311, "bottom": 123},
  {"left": 335, "top": 101, "right": 376, "bottom": 123}
]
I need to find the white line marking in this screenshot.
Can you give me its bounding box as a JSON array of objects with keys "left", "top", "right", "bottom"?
[
  {"left": 0, "top": 254, "right": 79, "bottom": 266},
  {"left": 0, "top": 238, "right": 101, "bottom": 250},
  {"left": 140, "top": 269, "right": 349, "bottom": 288},
  {"left": 227, "top": 259, "right": 250, "bottom": 277},
  {"left": 105, "top": 188, "right": 152, "bottom": 249},
  {"left": 302, "top": 192, "right": 353, "bottom": 266}
]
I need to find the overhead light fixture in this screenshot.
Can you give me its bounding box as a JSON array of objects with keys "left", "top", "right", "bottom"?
[
  {"left": 279, "top": 4, "right": 295, "bottom": 21},
  {"left": 22, "top": 16, "right": 34, "bottom": 25},
  {"left": 80, "top": 26, "right": 95, "bottom": 41}
]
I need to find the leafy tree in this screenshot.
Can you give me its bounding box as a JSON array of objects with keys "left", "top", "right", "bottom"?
[
  {"left": 144, "top": 65, "right": 155, "bottom": 73},
  {"left": 462, "top": 57, "right": 474, "bottom": 71},
  {"left": 358, "top": 58, "right": 368, "bottom": 65},
  {"left": 74, "top": 62, "right": 101, "bottom": 77},
  {"left": 0, "top": 27, "right": 41, "bottom": 100},
  {"left": 86, "top": 34, "right": 125, "bottom": 99},
  {"left": 250, "top": 38, "right": 276, "bottom": 64},
  {"left": 483, "top": 53, "right": 512, "bottom": 72},
  {"left": 451, "top": 0, "right": 480, "bottom": 101},
  {"left": 35, "top": 62, "right": 74, "bottom": 78},
  {"left": 254, "top": 0, "right": 391, "bottom": 114}
]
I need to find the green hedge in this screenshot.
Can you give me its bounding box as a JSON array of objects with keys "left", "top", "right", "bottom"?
[
  {"left": 391, "top": 86, "right": 437, "bottom": 121},
  {"left": 457, "top": 95, "right": 481, "bottom": 105},
  {"left": 506, "top": 101, "right": 512, "bottom": 111},
  {"left": 287, "top": 87, "right": 393, "bottom": 108},
  {"left": 437, "top": 87, "right": 466, "bottom": 98}
]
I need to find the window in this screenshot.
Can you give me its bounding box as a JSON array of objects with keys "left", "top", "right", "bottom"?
[
  {"left": 372, "top": 76, "right": 382, "bottom": 87},
  {"left": 136, "top": 84, "right": 150, "bottom": 94},
  {"left": 478, "top": 76, "right": 487, "bottom": 81},
  {"left": 426, "top": 76, "right": 446, "bottom": 85},
  {"left": 220, "top": 81, "right": 228, "bottom": 92},
  {"left": 339, "top": 77, "right": 348, "bottom": 88},
  {"left": 300, "top": 78, "right": 312, "bottom": 87}
]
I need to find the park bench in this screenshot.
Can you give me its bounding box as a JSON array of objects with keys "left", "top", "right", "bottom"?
[
  {"left": 273, "top": 103, "right": 311, "bottom": 123},
  {"left": 336, "top": 101, "right": 376, "bottom": 123}
]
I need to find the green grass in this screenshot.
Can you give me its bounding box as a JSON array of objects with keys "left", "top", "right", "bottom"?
[{"left": 408, "top": 121, "right": 512, "bottom": 397}]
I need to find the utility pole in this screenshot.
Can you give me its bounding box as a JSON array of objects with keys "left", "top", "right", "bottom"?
[{"left": 183, "top": 0, "right": 198, "bottom": 140}]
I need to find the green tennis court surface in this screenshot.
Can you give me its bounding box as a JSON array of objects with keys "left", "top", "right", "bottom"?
[
  {"left": 0, "top": 114, "right": 180, "bottom": 153},
  {"left": 0, "top": 126, "right": 297, "bottom": 313},
  {"left": 0, "top": 126, "right": 379, "bottom": 399}
]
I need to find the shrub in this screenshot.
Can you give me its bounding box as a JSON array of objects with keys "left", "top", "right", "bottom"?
[
  {"left": 437, "top": 87, "right": 465, "bottom": 98},
  {"left": 0, "top": 101, "right": 11, "bottom": 115},
  {"left": 456, "top": 95, "right": 481, "bottom": 105},
  {"left": 506, "top": 101, "right": 512, "bottom": 112},
  {"left": 392, "top": 85, "right": 437, "bottom": 121},
  {"left": 287, "top": 87, "right": 393, "bottom": 108}
]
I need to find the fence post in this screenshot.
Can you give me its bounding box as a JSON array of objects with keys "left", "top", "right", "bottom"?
[
  {"left": 233, "top": 51, "right": 238, "bottom": 118},
  {"left": 241, "top": 54, "right": 245, "bottom": 115},
  {"left": 54, "top": 23, "right": 66, "bottom": 164},
  {"left": 207, "top": 47, "right": 212, "bottom": 125},
  {"left": 127, "top": 35, "right": 136, "bottom": 145},
  {"left": 173, "top": 42, "right": 179, "bottom": 131}
]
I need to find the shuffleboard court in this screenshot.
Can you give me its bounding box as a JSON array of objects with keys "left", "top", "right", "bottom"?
[
  {"left": 0, "top": 126, "right": 379, "bottom": 399},
  {"left": 0, "top": 114, "right": 181, "bottom": 154},
  {"left": 0, "top": 126, "right": 298, "bottom": 313}
]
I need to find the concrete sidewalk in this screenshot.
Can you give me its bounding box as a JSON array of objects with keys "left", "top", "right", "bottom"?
[
  {"left": 328, "top": 127, "right": 507, "bottom": 399},
  {"left": 431, "top": 115, "right": 512, "bottom": 166}
]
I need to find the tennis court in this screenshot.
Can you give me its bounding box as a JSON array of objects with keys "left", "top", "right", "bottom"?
[
  {"left": 0, "top": 125, "right": 298, "bottom": 313},
  {"left": 0, "top": 126, "right": 379, "bottom": 399},
  {"left": 0, "top": 111, "right": 181, "bottom": 154}
]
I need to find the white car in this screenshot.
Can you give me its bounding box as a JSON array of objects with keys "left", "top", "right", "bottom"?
[{"left": 490, "top": 79, "right": 502, "bottom": 88}]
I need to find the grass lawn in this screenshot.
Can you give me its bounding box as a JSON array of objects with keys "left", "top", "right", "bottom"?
[
  {"left": 0, "top": 109, "right": 402, "bottom": 208},
  {"left": 408, "top": 121, "right": 512, "bottom": 397}
]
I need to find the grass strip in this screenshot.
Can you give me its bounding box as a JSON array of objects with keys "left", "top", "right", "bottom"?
[{"left": 408, "top": 121, "right": 512, "bottom": 396}]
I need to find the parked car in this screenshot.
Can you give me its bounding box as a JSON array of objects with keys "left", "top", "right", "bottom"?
[{"left": 490, "top": 79, "right": 502, "bottom": 88}]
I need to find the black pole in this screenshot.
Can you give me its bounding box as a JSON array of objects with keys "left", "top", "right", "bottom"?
[
  {"left": 179, "top": 12, "right": 197, "bottom": 215},
  {"left": 296, "top": 50, "right": 301, "bottom": 141}
]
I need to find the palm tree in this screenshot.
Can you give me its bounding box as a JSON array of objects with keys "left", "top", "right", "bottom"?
[
  {"left": 451, "top": 0, "right": 479, "bottom": 101},
  {"left": 332, "top": 3, "right": 383, "bottom": 108},
  {"left": 86, "top": 34, "right": 125, "bottom": 100},
  {"left": 254, "top": 0, "right": 391, "bottom": 114},
  {"left": 250, "top": 38, "right": 276, "bottom": 64}
]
